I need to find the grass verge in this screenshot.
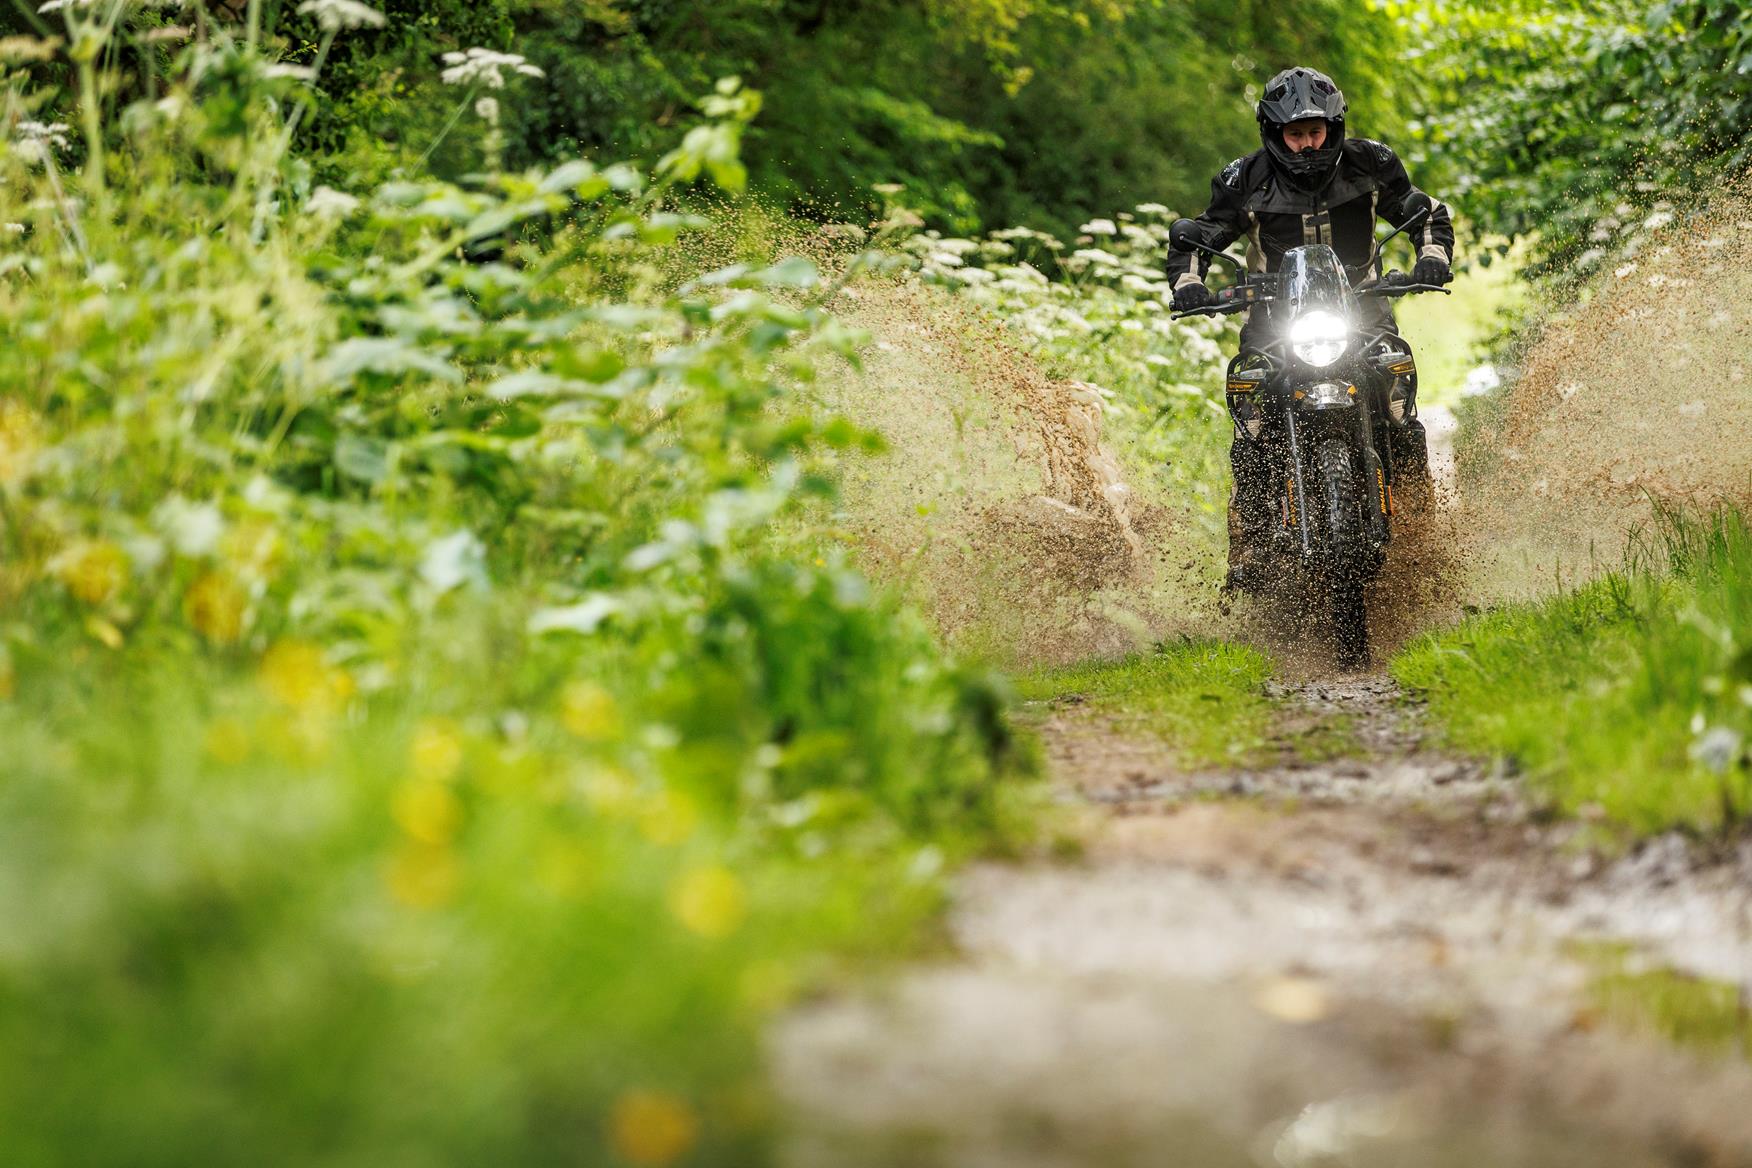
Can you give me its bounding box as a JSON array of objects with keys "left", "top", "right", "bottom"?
[
  {"left": 1393, "top": 508, "right": 1752, "bottom": 837},
  {"left": 1015, "top": 639, "right": 1279, "bottom": 767}
]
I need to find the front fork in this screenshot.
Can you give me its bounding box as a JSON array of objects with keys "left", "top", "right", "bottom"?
[{"left": 1282, "top": 405, "right": 1392, "bottom": 558}]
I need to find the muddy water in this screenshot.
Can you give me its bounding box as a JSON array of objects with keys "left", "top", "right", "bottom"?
[{"left": 773, "top": 682, "right": 1752, "bottom": 1168}]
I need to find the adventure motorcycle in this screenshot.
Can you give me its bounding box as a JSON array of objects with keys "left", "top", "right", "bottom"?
[{"left": 1168, "top": 213, "right": 1448, "bottom": 669}]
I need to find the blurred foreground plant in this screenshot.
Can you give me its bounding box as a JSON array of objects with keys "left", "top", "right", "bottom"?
[{"left": 0, "top": 11, "right": 1032, "bottom": 1165}]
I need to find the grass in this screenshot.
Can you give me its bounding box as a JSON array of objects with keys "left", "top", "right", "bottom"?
[
  {"left": 1015, "top": 639, "right": 1279, "bottom": 767},
  {"left": 1571, "top": 942, "right": 1752, "bottom": 1062},
  {"left": 1393, "top": 507, "right": 1752, "bottom": 838}
]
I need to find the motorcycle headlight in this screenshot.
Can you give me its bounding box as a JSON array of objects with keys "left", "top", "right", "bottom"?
[{"left": 1290, "top": 310, "right": 1349, "bottom": 367}]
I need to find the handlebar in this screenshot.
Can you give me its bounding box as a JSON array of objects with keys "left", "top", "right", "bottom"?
[{"left": 1169, "top": 270, "right": 1451, "bottom": 320}]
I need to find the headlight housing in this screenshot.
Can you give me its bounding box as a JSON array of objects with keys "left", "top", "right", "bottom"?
[
  {"left": 1299, "top": 380, "right": 1355, "bottom": 409},
  {"left": 1290, "top": 310, "right": 1349, "bottom": 367}
]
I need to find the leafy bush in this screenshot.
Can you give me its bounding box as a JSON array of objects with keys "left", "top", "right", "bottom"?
[{"left": 1403, "top": 0, "right": 1752, "bottom": 288}]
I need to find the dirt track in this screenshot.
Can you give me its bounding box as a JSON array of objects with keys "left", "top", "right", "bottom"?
[{"left": 774, "top": 680, "right": 1752, "bottom": 1167}]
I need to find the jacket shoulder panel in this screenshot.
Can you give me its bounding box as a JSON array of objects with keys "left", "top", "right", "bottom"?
[{"left": 1344, "top": 138, "right": 1398, "bottom": 172}]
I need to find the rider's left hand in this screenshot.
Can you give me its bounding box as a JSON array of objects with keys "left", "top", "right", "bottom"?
[{"left": 1410, "top": 255, "right": 1452, "bottom": 287}]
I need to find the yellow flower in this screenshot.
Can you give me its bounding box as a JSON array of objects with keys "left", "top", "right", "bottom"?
[
  {"left": 259, "top": 640, "right": 354, "bottom": 713},
  {"left": 53, "top": 539, "right": 128, "bottom": 605},
  {"left": 392, "top": 779, "right": 463, "bottom": 846},
  {"left": 409, "top": 718, "right": 465, "bottom": 783},
  {"left": 668, "top": 866, "right": 746, "bottom": 939},
  {"left": 386, "top": 844, "right": 459, "bottom": 909},
  {"left": 637, "top": 789, "right": 699, "bottom": 847},
  {"left": 609, "top": 1090, "right": 699, "bottom": 1167},
  {"left": 0, "top": 400, "right": 42, "bottom": 488},
  {"left": 203, "top": 717, "right": 252, "bottom": 766},
  {"left": 561, "top": 680, "right": 622, "bottom": 742},
  {"left": 220, "top": 519, "right": 284, "bottom": 581},
  {"left": 184, "top": 570, "right": 247, "bottom": 645}
]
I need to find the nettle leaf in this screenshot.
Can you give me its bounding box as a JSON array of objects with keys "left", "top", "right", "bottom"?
[{"left": 321, "top": 337, "right": 461, "bottom": 385}]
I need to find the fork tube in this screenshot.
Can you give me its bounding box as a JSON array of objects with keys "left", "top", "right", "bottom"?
[{"left": 1283, "top": 407, "right": 1316, "bottom": 559}]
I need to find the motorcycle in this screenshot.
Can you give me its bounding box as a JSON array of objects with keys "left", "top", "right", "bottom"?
[{"left": 1167, "top": 213, "right": 1448, "bottom": 669}]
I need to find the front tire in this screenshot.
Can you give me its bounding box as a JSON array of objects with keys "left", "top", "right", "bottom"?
[{"left": 1315, "top": 439, "right": 1370, "bottom": 669}]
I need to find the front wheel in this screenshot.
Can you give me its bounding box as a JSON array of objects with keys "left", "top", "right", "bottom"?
[{"left": 1315, "top": 439, "right": 1370, "bottom": 669}]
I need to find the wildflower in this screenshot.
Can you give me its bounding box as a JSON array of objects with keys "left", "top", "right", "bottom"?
[
  {"left": 263, "top": 63, "right": 315, "bottom": 81},
  {"left": 154, "top": 496, "right": 224, "bottom": 557},
  {"left": 561, "top": 681, "right": 622, "bottom": 742},
  {"left": 1690, "top": 726, "right": 1743, "bottom": 774},
  {"left": 0, "top": 400, "right": 42, "bottom": 487},
  {"left": 305, "top": 185, "right": 360, "bottom": 219},
  {"left": 393, "top": 779, "right": 463, "bottom": 846},
  {"left": 609, "top": 1091, "right": 699, "bottom": 1168},
  {"left": 294, "top": 0, "right": 386, "bottom": 31},
  {"left": 259, "top": 640, "right": 354, "bottom": 713},
  {"left": 12, "top": 120, "right": 70, "bottom": 165},
  {"left": 474, "top": 96, "right": 499, "bottom": 123},
  {"left": 1080, "top": 218, "right": 1118, "bottom": 235},
  {"left": 668, "top": 865, "right": 747, "bottom": 938},
  {"left": 51, "top": 539, "right": 128, "bottom": 605},
  {"left": 409, "top": 718, "right": 465, "bottom": 783},
  {"left": 439, "top": 47, "right": 543, "bottom": 89},
  {"left": 183, "top": 570, "right": 247, "bottom": 645}
]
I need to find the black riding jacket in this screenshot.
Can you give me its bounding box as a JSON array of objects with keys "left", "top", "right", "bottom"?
[{"left": 1167, "top": 139, "right": 1455, "bottom": 292}]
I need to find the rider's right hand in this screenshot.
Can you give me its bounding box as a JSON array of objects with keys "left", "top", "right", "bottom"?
[{"left": 1171, "top": 281, "right": 1216, "bottom": 312}]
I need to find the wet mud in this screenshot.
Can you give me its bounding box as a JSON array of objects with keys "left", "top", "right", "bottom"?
[{"left": 774, "top": 681, "right": 1752, "bottom": 1168}]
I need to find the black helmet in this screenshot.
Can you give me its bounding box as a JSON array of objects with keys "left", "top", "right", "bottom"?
[{"left": 1256, "top": 66, "right": 1347, "bottom": 190}]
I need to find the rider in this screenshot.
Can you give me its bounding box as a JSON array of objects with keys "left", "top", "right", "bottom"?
[{"left": 1167, "top": 66, "right": 1455, "bottom": 591}]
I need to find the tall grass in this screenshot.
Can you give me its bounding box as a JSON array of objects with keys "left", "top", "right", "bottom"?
[{"left": 1394, "top": 507, "right": 1752, "bottom": 836}]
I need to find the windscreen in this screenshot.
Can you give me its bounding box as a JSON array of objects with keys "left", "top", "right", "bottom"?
[{"left": 1276, "top": 244, "right": 1353, "bottom": 318}]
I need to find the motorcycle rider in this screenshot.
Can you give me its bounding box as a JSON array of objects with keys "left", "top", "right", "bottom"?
[{"left": 1167, "top": 66, "right": 1455, "bottom": 591}]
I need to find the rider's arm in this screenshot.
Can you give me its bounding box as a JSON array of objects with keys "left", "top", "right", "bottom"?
[
  {"left": 1167, "top": 159, "right": 1250, "bottom": 293},
  {"left": 1369, "top": 142, "right": 1456, "bottom": 268}
]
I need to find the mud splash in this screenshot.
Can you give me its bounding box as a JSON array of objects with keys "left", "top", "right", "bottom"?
[
  {"left": 818, "top": 279, "right": 1221, "bottom": 668},
  {"left": 1454, "top": 179, "right": 1752, "bottom": 602}
]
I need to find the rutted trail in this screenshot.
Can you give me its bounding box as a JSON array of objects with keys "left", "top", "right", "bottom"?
[{"left": 773, "top": 681, "right": 1752, "bottom": 1167}]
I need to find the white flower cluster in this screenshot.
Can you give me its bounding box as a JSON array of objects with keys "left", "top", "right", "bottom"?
[
  {"left": 12, "top": 120, "right": 71, "bottom": 165},
  {"left": 440, "top": 47, "right": 544, "bottom": 89},
  {"left": 295, "top": 0, "right": 386, "bottom": 32},
  {"left": 898, "top": 201, "right": 1231, "bottom": 419}
]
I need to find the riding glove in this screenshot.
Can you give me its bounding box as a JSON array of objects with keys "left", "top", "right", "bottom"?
[
  {"left": 1172, "top": 282, "right": 1216, "bottom": 311},
  {"left": 1410, "top": 256, "right": 1452, "bottom": 287}
]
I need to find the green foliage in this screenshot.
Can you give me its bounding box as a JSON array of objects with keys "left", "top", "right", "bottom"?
[
  {"left": 0, "top": 14, "right": 1034, "bottom": 1164},
  {"left": 1400, "top": 0, "right": 1752, "bottom": 287},
  {"left": 286, "top": 0, "right": 1410, "bottom": 234},
  {"left": 1393, "top": 508, "right": 1752, "bottom": 837},
  {"left": 1017, "top": 641, "right": 1278, "bottom": 767}
]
